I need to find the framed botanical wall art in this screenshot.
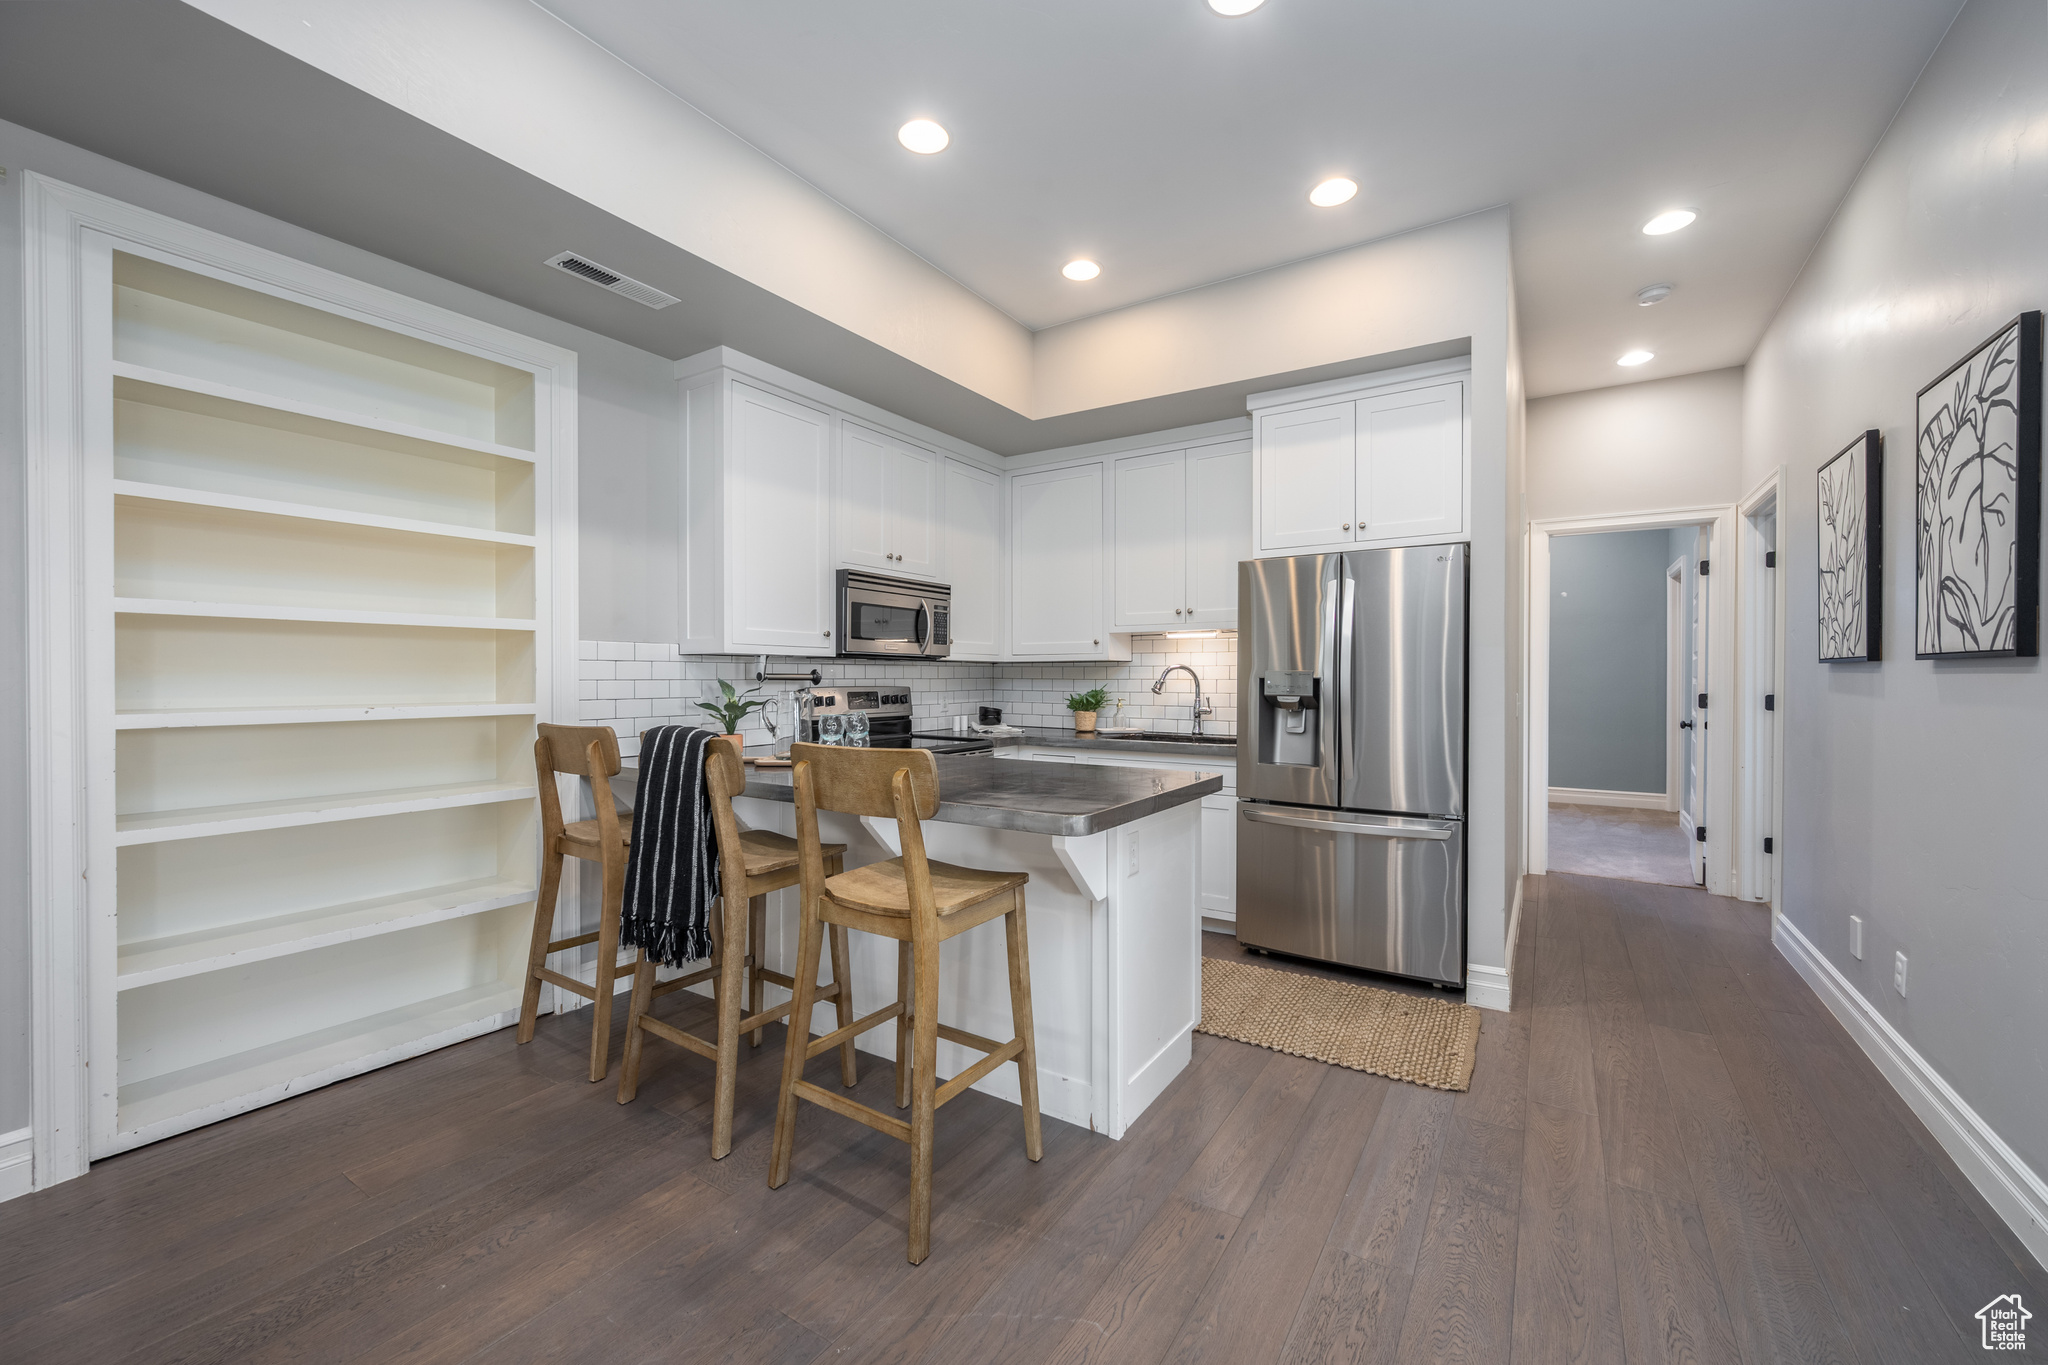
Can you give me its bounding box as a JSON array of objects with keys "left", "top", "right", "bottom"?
[
  {"left": 1915, "top": 310, "right": 2042, "bottom": 659},
  {"left": 1817, "top": 429, "right": 1882, "bottom": 661}
]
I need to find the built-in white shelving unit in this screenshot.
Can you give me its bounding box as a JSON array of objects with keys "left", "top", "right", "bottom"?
[{"left": 44, "top": 220, "right": 580, "bottom": 1160}]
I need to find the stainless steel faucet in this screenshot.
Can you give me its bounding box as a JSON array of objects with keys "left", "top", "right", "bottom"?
[{"left": 1151, "top": 664, "right": 1214, "bottom": 736}]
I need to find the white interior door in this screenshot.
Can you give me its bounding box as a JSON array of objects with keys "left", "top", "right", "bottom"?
[
  {"left": 1113, "top": 448, "right": 1187, "bottom": 629},
  {"left": 1687, "top": 542, "right": 1709, "bottom": 883},
  {"left": 1185, "top": 441, "right": 1252, "bottom": 627}
]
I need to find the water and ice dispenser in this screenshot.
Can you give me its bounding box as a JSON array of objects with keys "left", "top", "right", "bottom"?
[{"left": 1257, "top": 669, "right": 1321, "bottom": 766}]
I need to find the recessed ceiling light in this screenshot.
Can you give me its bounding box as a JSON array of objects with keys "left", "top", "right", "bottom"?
[
  {"left": 1309, "top": 177, "right": 1358, "bottom": 208},
  {"left": 1617, "top": 350, "right": 1655, "bottom": 367},
  {"left": 1636, "top": 283, "right": 1674, "bottom": 306},
  {"left": 897, "top": 119, "right": 949, "bottom": 155},
  {"left": 1062, "top": 259, "right": 1100, "bottom": 281},
  {"left": 1208, "top": 0, "right": 1265, "bottom": 13},
  {"left": 1641, "top": 209, "right": 1696, "bottom": 236}
]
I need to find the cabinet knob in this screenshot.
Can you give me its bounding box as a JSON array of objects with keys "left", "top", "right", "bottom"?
[
  {"left": 1174, "top": 608, "right": 1182, "bottom": 616},
  {"left": 1092, "top": 639, "right": 1100, "bottom": 646},
  {"left": 823, "top": 630, "right": 831, "bottom": 637},
  {"left": 1343, "top": 522, "right": 1352, "bottom": 531}
]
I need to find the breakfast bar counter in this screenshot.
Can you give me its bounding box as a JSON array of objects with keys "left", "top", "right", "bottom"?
[{"left": 620, "top": 751, "right": 1219, "bottom": 1138}]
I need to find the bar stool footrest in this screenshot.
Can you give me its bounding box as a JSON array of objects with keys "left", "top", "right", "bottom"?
[
  {"left": 935, "top": 1038, "right": 1025, "bottom": 1108},
  {"left": 636, "top": 1014, "right": 720, "bottom": 1062},
  {"left": 791, "top": 1079, "right": 911, "bottom": 1142},
  {"left": 802, "top": 1001, "right": 903, "bottom": 1060}
]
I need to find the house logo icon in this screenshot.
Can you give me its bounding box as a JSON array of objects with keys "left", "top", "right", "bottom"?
[{"left": 1978, "top": 1294, "right": 2030, "bottom": 1350}]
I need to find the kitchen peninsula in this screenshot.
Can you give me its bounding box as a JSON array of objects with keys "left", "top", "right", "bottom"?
[{"left": 624, "top": 751, "right": 1222, "bottom": 1138}]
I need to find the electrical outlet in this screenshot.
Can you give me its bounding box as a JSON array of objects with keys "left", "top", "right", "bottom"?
[
  {"left": 1894, "top": 950, "right": 1908, "bottom": 996},
  {"left": 1849, "top": 915, "right": 1863, "bottom": 959},
  {"left": 1127, "top": 830, "right": 1140, "bottom": 877}
]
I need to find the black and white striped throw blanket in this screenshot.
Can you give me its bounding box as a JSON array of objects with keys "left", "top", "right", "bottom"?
[{"left": 619, "top": 725, "right": 720, "bottom": 967}]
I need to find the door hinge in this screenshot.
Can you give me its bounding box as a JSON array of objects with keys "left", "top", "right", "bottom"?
[
  {"left": 1698, "top": 692, "right": 1708, "bottom": 709},
  {"left": 1763, "top": 836, "right": 1774, "bottom": 854},
  {"left": 1765, "top": 551, "right": 1776, "bottom": 568},
  {"left": 1699, "top": 559, "right": 1710, "bottom": 575},
  {"left": 1764, "top": 693, "right": 1775, "bottom": 711},
  {"left": 1696, "top": 825, "right": 1708, "bottom": 843}
]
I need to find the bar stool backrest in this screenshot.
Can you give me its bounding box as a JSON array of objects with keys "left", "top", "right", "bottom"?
[
  {"left": 700, "top": 733, "right": 752, "bottom": 910},
  {"left": 535, "top": 723, "right": 625, "bottom": 842},
  {"left": 789, "top": 742, "right": 943, "bottom": 924}
]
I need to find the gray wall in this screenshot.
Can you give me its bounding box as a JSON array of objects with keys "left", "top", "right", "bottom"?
[
  {"left": 1548, "top": 530, "right": 1671, "bottom": 794},
  {"left": 0, "top": 116, "right": 681, "bottom": 1134},
  {"left": 1528, "top": 367, "right": 1745, "bottom": 522},
  {"left": 1744, "top": 0, "right": 2048, "bottom": 1183}
]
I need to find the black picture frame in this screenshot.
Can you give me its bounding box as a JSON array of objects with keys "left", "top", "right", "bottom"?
[
  {"left": 1914, "top": 310, "right": 2042, "bottom": 659},
  {"left": 1817, "top": 429, "right": 1883, "bottom": 662}
]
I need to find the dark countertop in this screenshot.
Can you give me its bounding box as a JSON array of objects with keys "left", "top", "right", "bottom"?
[
  {"left": 915, "top": 726, "right": 1241, "bottom": 763},
  {"left": 621, "top": 748, "right": 1221, "bottom": 837}
]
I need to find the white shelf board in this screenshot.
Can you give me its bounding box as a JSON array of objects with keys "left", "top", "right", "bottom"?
[
  {"left": 113, "top": 597, "right": 537, "bottom": 632},
  {"left": 110, "top": 981, "right": 524, "bottom": 1153},
  {"left": 114, "top": 779, "right": 537, "bottom": 846},
  {"left": 113, "top": 480, "right": 537, "bottom": 547},
  {"left": 115, "top": 702, "right": 538, "bottom": 731},
  {"left": 117, "top": 877, "right": 536, "bottom": 990},
  {"left": 111, "top": 360, "right": 538, "bottom": 465}
]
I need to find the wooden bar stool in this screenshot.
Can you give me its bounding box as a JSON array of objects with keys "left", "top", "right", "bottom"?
[
  {"left": 518, "top": 723, "right": 639, "bottom": 1082},
  {"left": 616, "top": 736, "right": 859, "bottom": 1160},
  {"left": 768, "top": 742, "right": 1042, "bottom": 1265}
]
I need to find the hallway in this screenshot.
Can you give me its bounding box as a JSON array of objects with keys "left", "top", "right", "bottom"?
[{"left": 1547, "top": 801, "right": 1698, "bottom": 887}]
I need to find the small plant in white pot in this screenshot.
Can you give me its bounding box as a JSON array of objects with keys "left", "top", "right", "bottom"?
[
  {"left": 1065, "top": 687, "right": 1110, "bottom": 735},
  {"left": 696, "top": 679, "right": 766, "bottom": 743}
]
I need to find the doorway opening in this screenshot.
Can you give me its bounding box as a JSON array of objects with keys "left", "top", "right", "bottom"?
[{"left": 1526, "top": 504, "right": 1740, "bottom": 896}]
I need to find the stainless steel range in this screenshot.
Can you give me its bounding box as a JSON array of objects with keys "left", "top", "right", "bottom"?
[{"left": 801, "top": 687, "right": 993, "bottom": 755}]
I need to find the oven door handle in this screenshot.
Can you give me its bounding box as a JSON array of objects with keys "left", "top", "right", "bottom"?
[{"left": 916, "top": 598, "right": 934, "bottom": 655}]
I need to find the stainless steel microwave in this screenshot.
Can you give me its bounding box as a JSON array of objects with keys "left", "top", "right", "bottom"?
[{"left": 837, "top": 570, "right": 951, "bottom": 659}]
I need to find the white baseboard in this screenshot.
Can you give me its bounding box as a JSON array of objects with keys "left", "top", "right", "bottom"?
[
  {"left": 1773, "top": 915, "right": 2048, "bottom": 1270},
  {"left": 1549, "top": 786, "right": 1668, "bottom": 810},
  {"left": 1466, "top": 965, "right": 1511, "bottom": 1012},
  {"left": 0, "top": 1127, "right": 31, "bottom": 1203}
]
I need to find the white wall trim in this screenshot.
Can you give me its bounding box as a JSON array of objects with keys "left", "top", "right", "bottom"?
[
  {"left": 1736, "top": 471, "right": 1784, "bottom": 911},
  {"left": 1245, "top": 353, "right": 1473, "bottom": 412},
  {"left": 23, "top": 171, "right": 580, "bottom": 1186},
  {"left": 1526, "top": 503, "right": 1738, "bottom": 894},
  {"left": 1773, "top": 915, "right": 2048, "bottom": 1269},
  {"left": 1001, "top": 416, "right": 1252, "bottom": 473},
  {"left": 0, "top": 1127, "right": 33, "bottom": 1204},
  {"left": 1548, "top": 786, "right": 1667, "bottom": 810},
  {"left": 1465, "top": 875, "right": 1523, "bottom": 1013}
]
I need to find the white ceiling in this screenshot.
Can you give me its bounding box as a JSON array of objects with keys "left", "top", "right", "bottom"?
[{"left": 538, "top": 0, "right": 1962, "bottom": 397}]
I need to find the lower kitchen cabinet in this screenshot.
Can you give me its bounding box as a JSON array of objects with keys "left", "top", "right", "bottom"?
[{"left": 1015, "top": 748, "right": 1235, "bottom": 922}]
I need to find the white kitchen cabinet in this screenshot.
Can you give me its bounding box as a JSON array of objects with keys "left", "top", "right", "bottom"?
[
  {"left": 837, "top": 420, "right": 939, "bottom": 579},
  {"left": 1251, "top": 367, "right": 1468, "bottom": 557},
  {"left": 1017, "top": 748, "right": 1236, "bottom": 921},
  {"left": 1111, "top": 441, "right": 1252, "bottom": 632},
  {"left": 681, "top": 375, "right": 836, "bottom": 655},
  {"left": 941, "top": 457, "right": 1001, "bottom": 660},
  {"left": 1009, "top": 462, "right": 1130, "bottom": 660}
]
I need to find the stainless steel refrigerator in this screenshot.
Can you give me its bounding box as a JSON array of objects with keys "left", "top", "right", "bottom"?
[{"left": 1234, "top": 546, "right": 1467, "bottom": 986}]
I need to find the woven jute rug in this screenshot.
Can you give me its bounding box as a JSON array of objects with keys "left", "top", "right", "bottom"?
[{"left": 1197, "top": 957, "right": 1482, "bottom": 1091}]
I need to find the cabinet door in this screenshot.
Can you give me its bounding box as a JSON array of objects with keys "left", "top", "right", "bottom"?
[
  {"left": 1256, "top": 401, "right": 1356, "bottom": 551},
  {"left": 1185, "top": 441, "right": 1252, "bottom": 628},
  {"left": 885, "top": 439, "right": 940, "bottom": 578},
  {"left": 941, "top": 458, "right": 1000, "bottom": 659},
  {"left": 835, "top": 420, "right": 892, "bottom": 572},
  {"left": 1011, "top": 463, "right": 1107, "bottom": 656},
  {"left": 1356, "top": 381, "right": 1463, "bottom": 544},
  {"left": 1200, "top": 794, "right": 1236, "bottom": 919},
  {"left": 729, "top": 382, "right": 834, "bottom": 651},
  {"left": 1112, "top": 448, "right": 1187, "bottom": 630}
]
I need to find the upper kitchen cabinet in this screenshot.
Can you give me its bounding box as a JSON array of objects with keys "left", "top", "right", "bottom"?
[
  {"left": 1250, "top": 364, "right": 1469, "bottom": 557},
  {"left": 836, "top": 420, "right": 940, "bottom": 579},
  {"left": 1009, "top": 461, "right": 1131, "bottom": 660},
  {"left": 941, "top": 458, "right": 1002, "bottom": 660},
  {"left": 680, "top": 372, "right": 836, "bottom": 655},
  {"left": 1110, "top": 439, "right": 1252, "bottom": 631}
]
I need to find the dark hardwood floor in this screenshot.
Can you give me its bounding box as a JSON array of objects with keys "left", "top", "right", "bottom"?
[{"left": 5, "top": 873, "right": 2042, "bottom": 1363}]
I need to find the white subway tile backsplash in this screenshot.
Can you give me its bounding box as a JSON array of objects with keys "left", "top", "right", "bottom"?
[{"left": 597, "top": 641, "right": 634, "bottom": 661}]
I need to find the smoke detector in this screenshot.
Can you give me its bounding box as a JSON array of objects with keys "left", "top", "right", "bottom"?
[
  {"left": 544, "top": 252, "right": 678, "bottom": 310},
  {"left": 1636, "top": 283, "right": 1675, "bottom": 307}
]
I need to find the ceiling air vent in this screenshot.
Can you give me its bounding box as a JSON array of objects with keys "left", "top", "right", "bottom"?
[{"left": 543, "top": 252, "right": 678, "bottom": 310}]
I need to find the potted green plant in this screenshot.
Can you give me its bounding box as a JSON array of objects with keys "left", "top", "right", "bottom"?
[
  {"left": 1065, "top": 686, "right": 1111, "bottom": 735},
  {"left": 696, "top": 679, "right": 767, "bottom": 742}
]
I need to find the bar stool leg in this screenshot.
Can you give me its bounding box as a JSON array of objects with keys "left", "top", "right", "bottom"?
[
  {"left": 518, "top": 844, "right": 565, "bottom": 1044},
  {"left": 616, "top": 956, "right": 657, "bottom": 1103},
  {"left": 1004, "top": 891, "right": 1044, "bottom": 1163},
  {"left": 588, "top": 853, "right": 625, "bottom": 1083},
  {"left": 906, "top": 927, "right": 942, "bottom": 1265},
  {"left": 748, "top": 895, "right": 768, "bottom": 1048},
  {"left": 711, "top": 894, "right": 749, "bottom": 1159},
  {"left": 828, "top": 925, "right": 859, "bottom": 1088},
  {"left": 894, "top": 940, "right": 914, "bottom": 1110},
  {"left": 767, "top": 897, "right": 827, "bottom": 1191}
]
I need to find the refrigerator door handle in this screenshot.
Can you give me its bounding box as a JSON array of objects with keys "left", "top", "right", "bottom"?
[{"left": 1240, "top": 808, "right": 1455, "bottom": 841}]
